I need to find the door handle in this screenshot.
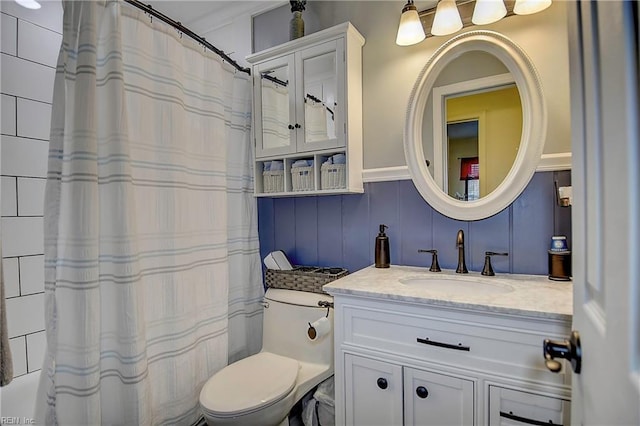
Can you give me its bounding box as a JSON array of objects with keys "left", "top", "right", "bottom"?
[{"left": 543, "top": 330, "right": 581, "bottom": 374}]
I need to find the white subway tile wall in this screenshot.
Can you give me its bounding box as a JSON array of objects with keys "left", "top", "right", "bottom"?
[
  {"left": 17, "top": 20, "right": 61, "bottom": 67},
  {"left": 0, "top": 54, "right": 57, "bottom": 103},
  {"left": 1, "top": 94, "right": 17, "bottom": 134},
  {"left": 1, "top": 13, "right": 17, "bottom": 56},
  {"left": 19, "top": 255, "right": 45, "bottom": 295},
  {"left": 2, "top": 175, "right": 17, "bottom": 216},
  {"left": 3, "top": 257, "right": 20, "bottom": 298},
  {"left": 5, "top": 293, "right": 45, "bottom": 339},
  {"left": 8, "top": 337, "right": 27, "bottom": 376},
  {"left": 1, "top": 2, "right": 62, "bottom": 387},
  {"left": 1, "top": 136, "right": 49, "bottom": 177},
  {"left": 1, "top": 217, "right": 44, "bottom": 257},
  {"left": 17, "top": 178, "right": 46, "bottom": 216},
  {"left": 16, "top": 98, "right": 52, "bottom": 140},
  {"left": 26, "top": 331, "right": 46, "bottom": 373}
]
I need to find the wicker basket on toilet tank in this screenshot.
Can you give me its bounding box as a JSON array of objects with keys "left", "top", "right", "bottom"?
[{"left": 265, "top": 266, "right": 349, "bottom": 295}]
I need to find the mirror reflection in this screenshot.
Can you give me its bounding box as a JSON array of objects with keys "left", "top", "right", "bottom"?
[
  {"left": 423, "top": 51, "right": 523, "bottom": 201},
  {"left": 303, "top": 52, "right": 337, "bottom": 143},
  {"left": 260, "top": 65, "right": 290, "bottom": 150}
]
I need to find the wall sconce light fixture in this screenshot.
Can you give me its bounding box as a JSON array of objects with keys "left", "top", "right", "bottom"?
[
  {"left": 396, "top": 0, "right": 552, "bottom": 46},
  {"left": 432, "top": 0, "right": 463, "bottom": 36},
  {"left": 396, "top": 0, "right": 426, "bottom": 46},
  {"left": 472, "top": 0, "right": 507, "bottom": 25}
]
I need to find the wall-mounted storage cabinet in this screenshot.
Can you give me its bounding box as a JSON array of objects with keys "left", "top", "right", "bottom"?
[{"left": 247, "top": 22, "right": 364, "bottom": 196}]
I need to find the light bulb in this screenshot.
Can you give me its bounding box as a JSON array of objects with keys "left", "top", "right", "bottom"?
[
  {"left": 513, "top": 0, "right": 552, "bottom": 15},
  {"left": 431, "top": 0, "right": 463, "bottom": 36},
  {"left": 14, "top": 0, "right": 41, "bottom": 9},
  {"left": 472, "top": 0, "right": 507, "bottom": 25},
  {"left": 396, "top": 1, "right": 426, "bottom": 46}
]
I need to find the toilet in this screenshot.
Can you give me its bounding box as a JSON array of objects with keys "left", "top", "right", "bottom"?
[{"left": 199, "top": 288, "right": 334, "bottom": 426}]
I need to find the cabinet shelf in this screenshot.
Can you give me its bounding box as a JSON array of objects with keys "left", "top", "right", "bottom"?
[{"left": 256, "top": 149, "right": 362, "bottom": 196}]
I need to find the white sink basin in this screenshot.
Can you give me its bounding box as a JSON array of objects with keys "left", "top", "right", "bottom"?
[{"left": 399, "top": 276, "right": 514, "bottom": 295}]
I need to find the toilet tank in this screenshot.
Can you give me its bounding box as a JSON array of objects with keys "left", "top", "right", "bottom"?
[{"left": 262, "top": 289, "right": 333, "bottom": 367}]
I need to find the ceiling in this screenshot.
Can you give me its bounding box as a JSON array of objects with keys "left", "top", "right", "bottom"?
[{"left": 145, "top": 0, "right": 283, "bottom": 33}]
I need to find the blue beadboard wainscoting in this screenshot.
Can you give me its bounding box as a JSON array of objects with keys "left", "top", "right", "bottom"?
[{"left": 257, "top": 171, "right": 571, "bottom": 276}]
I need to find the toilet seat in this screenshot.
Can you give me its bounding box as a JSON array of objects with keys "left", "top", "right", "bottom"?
[{"left": 200, "top": 352, "right": 299, "bottom": 418}]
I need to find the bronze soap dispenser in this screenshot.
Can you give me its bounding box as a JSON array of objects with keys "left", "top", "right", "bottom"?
[{"left": 375, "top": 224, "right": 390, "bottom": 268}]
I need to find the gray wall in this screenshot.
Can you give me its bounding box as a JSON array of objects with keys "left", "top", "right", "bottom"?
[{"left": 253, "top": 1, "right": 571, "bottom": 169}]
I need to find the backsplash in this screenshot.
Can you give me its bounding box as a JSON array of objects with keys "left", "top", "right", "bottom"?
[{"left": 257, "top": 171, "right": 571, "bottom": 276}]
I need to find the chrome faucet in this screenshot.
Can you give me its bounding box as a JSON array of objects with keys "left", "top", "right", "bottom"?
[{"left": 456, "top": 229, "right": 468, "bottom": 273}]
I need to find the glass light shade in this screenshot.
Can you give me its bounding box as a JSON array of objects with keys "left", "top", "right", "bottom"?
[
  {"left": 396, "top": 4, "right": 426, "bottom": 46},
  {"left": 513, "top": 0, "right": 552, "bottom": 15},
  {"left": 472, "top": 0, "right": 507, "bottom": 25},
  {"left": 431, "top": 0, "right": 463, "bottom": 36},
  {"left": 14, "top": 0, "right": 41, "bottom": 9}
]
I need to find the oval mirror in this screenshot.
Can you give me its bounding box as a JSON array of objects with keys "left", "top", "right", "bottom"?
[{"left": 404, "top": 31, "right": 546, "bottom": 221}]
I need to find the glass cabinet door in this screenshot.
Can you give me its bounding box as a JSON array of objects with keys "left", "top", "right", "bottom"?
[
  {"left": 296, "top": 40, "right": 344, "bottom": 152},
  {"left": 255, "top": 55, "right": 296, "bottom": 157}
]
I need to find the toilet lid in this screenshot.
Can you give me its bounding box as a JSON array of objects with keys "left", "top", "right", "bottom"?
[{"left": 200, "top": 352, "right": 299, "bottom": 417}]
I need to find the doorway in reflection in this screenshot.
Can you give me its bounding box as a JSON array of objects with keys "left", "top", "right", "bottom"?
[
  {"left": 445, "top": 84, "right": 521, "bottom": 199},
  {"left": 447, "top": 120, "right": 479, "bottom": 200}
]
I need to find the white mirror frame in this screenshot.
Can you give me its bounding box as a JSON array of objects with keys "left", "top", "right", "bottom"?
[{"left": 404, "top": 31, "right": 547, "bottom": 221}]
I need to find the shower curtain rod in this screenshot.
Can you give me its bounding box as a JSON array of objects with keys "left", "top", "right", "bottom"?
[{"left": 123, "top": 0, "right": 251, "bottom": 75}]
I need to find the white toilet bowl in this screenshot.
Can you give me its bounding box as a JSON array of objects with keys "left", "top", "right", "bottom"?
[{"left": 199, "top": 289, "right": 334, "bottom": 426}]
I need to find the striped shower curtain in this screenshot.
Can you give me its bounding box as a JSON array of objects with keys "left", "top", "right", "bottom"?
[{"left": 35, "top": 1, "right": 263, "bottom": 424}]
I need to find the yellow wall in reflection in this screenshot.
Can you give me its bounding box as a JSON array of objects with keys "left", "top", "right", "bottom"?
[{"left": 447, "top": 86, "right": 522, "bottom": 197}]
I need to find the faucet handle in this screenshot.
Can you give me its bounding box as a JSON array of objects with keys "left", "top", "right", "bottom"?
[
  {"left": 418, "top": 249, "right": 441, "bottom": 272},
  {"left": 481, "top": 251, "right": 509, "bottom": 276}
]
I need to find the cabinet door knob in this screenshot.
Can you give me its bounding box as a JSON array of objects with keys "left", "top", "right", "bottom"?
[
  {"left": 376, "top": 377, "right": 388, "bottom": 390},
  {"left": 416, "top": 386, "right": 429, "bottom": 399},
  {"left": 294, "top": 123, "right": 301, "bottom": 129},
  {"left": 288, "top": 124, "right": 294, "bottom": 130}
]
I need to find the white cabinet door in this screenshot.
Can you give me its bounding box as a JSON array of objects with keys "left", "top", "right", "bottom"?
[
  {"left": 254, "top": 54, "right": 296, "bottom": 158},
  {"left": 254, "top": 41, "right": 343, "bottom": 158},
  {"left": 488, "top": 386, "right": 570, "bottom": 426},
  {"left": 567, "top": 1, "right": 640, "bottom": 424},
  {"left": 344, "top": 354, "right": 404, "bottom": 426},
  {"left": 404, "top": 367, "right": 474, "bottom": 426},
  {"left": 295, "top": 40, "right": 343, "bottom": 152}
]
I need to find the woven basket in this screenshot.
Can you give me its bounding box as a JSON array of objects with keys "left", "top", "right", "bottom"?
[
  {"left": 321, "top": 163, "right": 346, "bottom": 190},
  {"left": 263, "top": 170, "right": 284, "bottom": 193},
  {"left": 266, "top": 266, "right": 349, "bottom": 294},
  {"left": 291, "top": 166, "right": 314, "bottom": 191}
]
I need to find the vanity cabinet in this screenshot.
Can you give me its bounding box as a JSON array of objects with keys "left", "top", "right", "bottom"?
[
  {"left": 328, "top": 285, "right": 572, "bottom": 426},
  {"left": 246, "top": 23, "right": 364, "bottom": 196},
  {"left": 345, "top": 354, "right": 474, "bottom": 425}
]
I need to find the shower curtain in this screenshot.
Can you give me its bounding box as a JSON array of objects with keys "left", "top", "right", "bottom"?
[{"left": 35, "top": 1, "right": 263, "bottom": 424}]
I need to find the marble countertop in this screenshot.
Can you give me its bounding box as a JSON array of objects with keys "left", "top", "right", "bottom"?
[{"left": 323, "top": 265, "right": 573, "bottom": 320}]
